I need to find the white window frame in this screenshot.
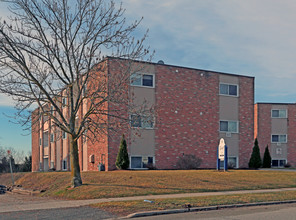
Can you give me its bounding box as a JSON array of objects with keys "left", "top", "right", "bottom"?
[
  {"left": 271, "top": 134, "right": 287, "bottom": 143},
  {"left": 219, "top": 120, "right": 239, "bottom": 133},
  {"left": 130, "top": 73, "right": 155, "bottom": 88},
  {"left": 219, "top": 83, "right": 239, "bottom": 97},
  {"left": 130, "top": 114, "right": 154, "bottom": 129},
  {"left": 271, "top": 109, "right": 287, "bottom": 118}
]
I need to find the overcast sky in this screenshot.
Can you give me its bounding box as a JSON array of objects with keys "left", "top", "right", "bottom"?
[{"left": 1, "top": 0, "right": 296, "bottom": 152}]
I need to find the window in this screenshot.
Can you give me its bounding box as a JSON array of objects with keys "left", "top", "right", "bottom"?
[
  {"left": 219, "top": 83, "right": 238, "bottom": 96},
  {"left": 271, "top": 135, "right": 287, "bottom": 143},
  {"left": 39, "top": 138, "right": 42, "bottom": 146},
  {"left": 50, "top": 106, "right": 54, "bottom": 114},
  {"left": 131, "top": 157, "right": 142, "bottom": 169},
  {"left": 131, "top": 156, "right": 154, "bottom": 169},
  {"left": 228, "top": 157, "right": 237, "bottom": 168},
  {"left": 131, "top": 115, "right": 154, "bottom": 128},
  {"left": 62, "top": 160, "right": 67, "bottom": 170},
  {"left": 271, "top": 109, "right": 287, "bottom": 118},
  {"left": 43, "top": 131, "right": 49, "bottom": 147},
  {"left": 272, "top": 159, "right": 286, "bottom": 167},
  {"left": 62, "top": 131, "right": 67, "bottom": 139},
  {"left": 62, "top": 97, "right": 67, "bottom": 106},
  {"left": 50, "top": 133, "right": 54, "bottom": 142},
  {"left": 220, "top": 121, "right": 238, "bottom": 133},
  {"left": 82, "top": 84, "right": 87, "bottom": 96},
  {"left": 131, "top": 73, "right": 154, "bottom": 87}
]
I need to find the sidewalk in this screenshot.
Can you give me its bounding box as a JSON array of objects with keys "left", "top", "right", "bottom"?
[{"left": 1, "top": 187, "right": 296, "bottom": 213}]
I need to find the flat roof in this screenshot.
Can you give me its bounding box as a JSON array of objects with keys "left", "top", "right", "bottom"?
[
  {"left": 107, "top": 56, "right": 255, "bottom": 79},
  {"left": 256, "top": 102, "right": 296, "bottom": 105}
]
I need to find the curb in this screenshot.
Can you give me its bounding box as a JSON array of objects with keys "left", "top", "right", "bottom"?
[{"left": 125, "top": 200, "right": 296, "bottom": 218}]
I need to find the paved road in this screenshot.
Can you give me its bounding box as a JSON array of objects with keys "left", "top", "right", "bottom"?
[
  {"left": 0, "top": 193, "right": 116, "bottom": 220},
  {"left": 133, "top": 203, "right": 296, "bottom": 220},
  {"left": 0, "top": 206, "right": 116, "bottom": 220}
]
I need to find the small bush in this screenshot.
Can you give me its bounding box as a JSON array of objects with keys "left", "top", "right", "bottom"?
[
  {"left": 262, "top": 145, "right": 271, "bottom": 168},
  {"left": 176, "top": 154, "right": 202, "bottom": 170},
  {"left": 115, "top": 135, "right": 129, "bottom": 170},
  {"left": 249, "top": 138, "right": 262, "bottom": 169},
  {"left": 284, "top": 163, "right": 291, "bottom": 168}
]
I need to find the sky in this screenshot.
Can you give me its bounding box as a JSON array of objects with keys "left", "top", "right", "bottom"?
[{"left": 1, "top": 0, "right": 296, "bottom": 152}]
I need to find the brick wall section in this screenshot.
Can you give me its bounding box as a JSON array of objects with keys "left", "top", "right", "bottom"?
[
  {"left": 85, "top": 61, "right": 109, "bottom": 171},
  {"left": 107, "top": 58, "right": 130, "bottom": 170},
  {"left": 155, "top": 66, "right": 220, "bottom": 169},
  {"left": 287, "top": 105, "right": 296, "bottom": 166},
  {"left": 238, "top": 77, "right": 254, "bottom": 168},
  {"left": 254, "top": 104, "right": 258, "bottom": 139},
  {"left": 255, "top": 104, "right": 272, "bottom": 157},
  {"left": 31, "top": 108, "right": 40, "bottom": 172}
]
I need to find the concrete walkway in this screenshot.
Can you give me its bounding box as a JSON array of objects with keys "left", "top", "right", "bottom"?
[{"left": 1, "top": 187, "right": 296, "bottom": 213}]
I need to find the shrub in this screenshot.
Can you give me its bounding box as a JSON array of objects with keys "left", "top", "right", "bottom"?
[
  {"left": 284, "top": 163, "right": 291, "bottom": 168},
  {"left": 115, "top": 135, "right": 130, "bottom": 170},
  {"left": 248, "top": 138, "right": 262, "bottom": 169},
  {"left": 176, "top": 154, "right": 202, "bottom": 170},
  {"left": 262, "top": 145, "right": 271, "bottom": 168}
]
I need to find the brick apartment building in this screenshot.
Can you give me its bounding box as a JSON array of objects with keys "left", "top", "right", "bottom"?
[
  {"left": 32, "top": 58, "right": 255, "bottom": 171},
  {"left": 254, "top": 103, "right": 296, "bottom": 167}
]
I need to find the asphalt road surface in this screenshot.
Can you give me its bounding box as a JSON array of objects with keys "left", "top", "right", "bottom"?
[
  {"left": 133, "top": 203, "right": 296, "bottom": 220},
  {"left": 0, "top": 193, "right": 116, "bottom": 220},
  {"left": 0, "top": 206, "right": 116, "bottom": 220}
]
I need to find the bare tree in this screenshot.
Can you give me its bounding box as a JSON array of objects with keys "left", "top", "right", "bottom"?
[{"left": 0, "top": 0, "right": 152, "bottom": 187}]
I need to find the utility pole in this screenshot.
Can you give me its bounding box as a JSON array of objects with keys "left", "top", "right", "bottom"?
[{"left": 7, "top": 150, "right": 14, "bottom": 185}]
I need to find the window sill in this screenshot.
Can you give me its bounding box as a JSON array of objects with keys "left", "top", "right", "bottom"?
[
  {"left": 130, "top": 85, "right": 155, "bottom": 89},
  {"left": 219, "top": 94, "right": 239, "bottom": 98}
]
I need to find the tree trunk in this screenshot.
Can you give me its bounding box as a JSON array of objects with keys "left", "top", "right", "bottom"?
[{"left": 70, "top": 136, "right": 82, "bottom": 187}]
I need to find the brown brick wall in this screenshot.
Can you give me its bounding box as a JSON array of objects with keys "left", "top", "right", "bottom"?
[
  {"left": 238, "top": 77, "right": 254, "bottom": 167},
  {"left": 287, "top": 105, "right": 296, "bottom": 166},
  {"left": 155, "top": 66, "right": 220, "bottom": 169},
  {"left": 255, "top": 104, "right": 272, "bottom": 157},
  {"left": 107, "top": 58, "right": 131, "bottom": 170}
]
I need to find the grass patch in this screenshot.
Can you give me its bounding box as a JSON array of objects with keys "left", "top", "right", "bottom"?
[
  {"left": 1, "top": 170, "right": 296, "bottom": 200},
  {"left": 92, "top": 191, "right": 296, "bottom": 216}
]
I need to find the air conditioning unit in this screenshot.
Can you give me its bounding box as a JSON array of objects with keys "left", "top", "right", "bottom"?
[
  {"left": 277, "top": 142, "right": 281, "bottom": 146},
  {"left": 226, "top": 132, "right": 231, "bottom": 137}
]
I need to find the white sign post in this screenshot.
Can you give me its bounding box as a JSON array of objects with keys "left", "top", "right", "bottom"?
[
  {"left": 218, "top": 139, "right": 225, "bottom": 160},
  {"left": 217, "top": 138, "right": 228, "bottom": 171}
]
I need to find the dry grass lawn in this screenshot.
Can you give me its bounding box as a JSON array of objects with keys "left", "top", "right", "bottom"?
[
  {"left": 1, "top": 170, "right": 296, "bottom": 200},
  {"left": 93, "top": 191, "right": 296, "bottom": 216}
]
